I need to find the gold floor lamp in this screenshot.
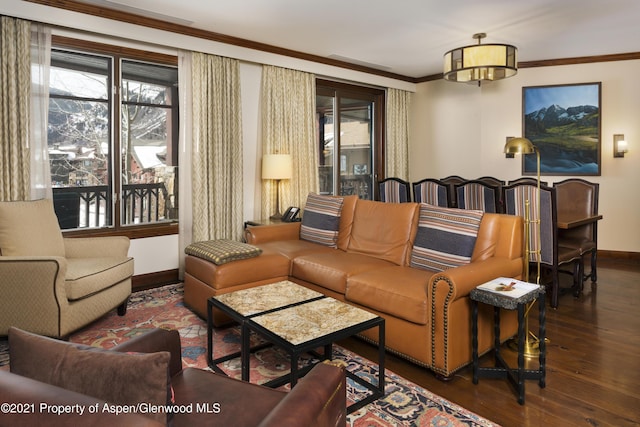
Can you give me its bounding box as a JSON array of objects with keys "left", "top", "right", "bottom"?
[{"left": 504, "top": 137, "right": 543, "bottom": 357}]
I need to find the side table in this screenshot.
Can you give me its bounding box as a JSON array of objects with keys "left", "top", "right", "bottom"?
[
  {"left": 243, "top": 218, "right": 284, "bottom": 228},
  {"left": 470, "top": 279, "right": 546, "bottom": 405}
]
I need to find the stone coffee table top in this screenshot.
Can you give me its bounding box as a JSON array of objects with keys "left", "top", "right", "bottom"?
[
  {"left": 251, "top": 297, "right": 379, "bottom": 345},
  {"left": 213, "top": 280, "right": 323, "bottom": 317}
]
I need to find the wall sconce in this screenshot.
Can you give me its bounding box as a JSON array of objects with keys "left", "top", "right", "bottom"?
[{"left": 613, "top": 134, "right": 628, "bottom": 158}]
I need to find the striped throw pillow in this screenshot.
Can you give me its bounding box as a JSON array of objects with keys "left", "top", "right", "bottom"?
[
  {"left": 300, "top": 193, "right": 344, "bottom": 248},
  {"left": 410, "top": 203, "right": 483, "bottom": 272}
]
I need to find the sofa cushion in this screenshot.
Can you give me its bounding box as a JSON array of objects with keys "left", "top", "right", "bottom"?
[
  {"left": 8, "top": 327, "right": 171, "bottom": 424},
  {"left": 292, "top": 251, "right": 395, "bottom": 294},
  {"left": 346, "top": 200, "right": 419, "bottom": 265},
  {"left": 185, "top": 239, "right": 262, "bottom": 265},
  {"left": 300, "top": 193, "right": 344, "bottom": 248},
  {"left": 0, "top": 199, "right": 65, "bottom": 257},
  {"left": 346, "top": 266, "right": 433, "bottom": 325},
  {"left": 65, "top": 257, "right": 134, "bottom": 301},
  {"left": 336, "top": 195, "right": 358, "bottom": 251},
  {"left": 410, "top": 204, "right": 483, "bottom": 272},
  {"left": 258, "top": 239, "right": 336, "bottom": 261}
]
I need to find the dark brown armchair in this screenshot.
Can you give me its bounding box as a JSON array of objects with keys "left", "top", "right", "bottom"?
[{"left": 0, "top": 328, "right": 346, "bottom": 427}]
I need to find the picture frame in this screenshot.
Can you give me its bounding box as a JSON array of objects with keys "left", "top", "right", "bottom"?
[
  {"left": 340, "top": 155, "right": 347, "bottom": 173},
  {"left": 522, "top": 82, "right": 601, "bottom": 176},
  {"left": 353, "top": 164, "right": 367, "bottom": 175}
]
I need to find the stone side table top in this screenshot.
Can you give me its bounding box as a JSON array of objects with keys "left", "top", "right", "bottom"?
[
  {"left": 213, "top": 280, "right": 322, "bottom": 317},
  {"left": 470, "top": 281, "right": 545, "bottom": 310}
]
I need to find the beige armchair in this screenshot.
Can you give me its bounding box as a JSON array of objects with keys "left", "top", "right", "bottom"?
[{"left": 0, "top": 199, "right": 133, "bottom": 338}]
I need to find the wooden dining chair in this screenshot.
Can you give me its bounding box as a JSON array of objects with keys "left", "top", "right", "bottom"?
[
  {"left": 503, "top": 183, "right": 582, "bottom": 308},
  {"left": 378, "top": 177, "right": 411, "bottom": 202},
  {"left": 439, "top": 175, "right": 466, "bottom": 208},
  {"left": 553, "top": 178, "right": 600, "bottom": 285},
  {"left": 412, "top": 178, "right": 449, "bottom": 207},
  {"left": 508, "top": 177, "right": 549, "bottom": 187},
  {"left": 454, "top": 179, "right": 502, "bottom": 213}
]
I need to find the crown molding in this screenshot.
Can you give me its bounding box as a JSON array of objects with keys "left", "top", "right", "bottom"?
[{"left": 23, "top": 0, "right": 640, "bottom": 85}]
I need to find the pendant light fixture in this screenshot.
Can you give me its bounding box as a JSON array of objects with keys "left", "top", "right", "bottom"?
[{"left": 443, "top": 33, "right": 517, "bottom": 84}]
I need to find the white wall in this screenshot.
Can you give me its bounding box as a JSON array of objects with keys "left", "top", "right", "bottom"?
[
  {"left": 130, "top": 234, "right": 179, "bottom": 275},
  {"left": 4, "top": 0, "right": 637, "bottom": 274},
  {"left": 1, "top": 0, "right": 417, "bottom": 275},
  {"left": 410, "top": 61, "right": 640, "bottom": 253}
]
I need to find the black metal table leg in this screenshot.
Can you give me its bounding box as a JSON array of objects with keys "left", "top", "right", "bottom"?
[
  {"left": 207, "top": 299, "right": 214, "bottom": 369},
  {"left": 517, "top": 302, "right": 526, "bottom": 405},
  {"left": 539, "top": 292, "right": 547, "bottom": 388},
  {"left": 241, "top": 322, "right": 250, "bottom": 381},
  {"left": 494, "top": 306, "right": 501, "bottom": 367}
]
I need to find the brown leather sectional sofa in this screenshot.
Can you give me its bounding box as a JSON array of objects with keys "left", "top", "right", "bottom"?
[{"left": 184, "top": 196, "right": 524, "bottom": 378}]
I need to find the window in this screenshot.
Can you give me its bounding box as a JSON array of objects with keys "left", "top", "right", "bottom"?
[
  {"left": 316, "top": 80, "right": 384, "bottom": 200},
  {"left": 48, "top": 42, "right": 178, "bottom": 236}
]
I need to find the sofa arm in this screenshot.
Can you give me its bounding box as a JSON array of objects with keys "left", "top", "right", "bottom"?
[
  {"left": 0, "top": 370, "right": 162, "bottom": 427},
  {"left": 0, "top": 257, "right": 68, "bottom": 336},
  {"left": 430, "top": 257, "right": 524, "bottom": 302},
  {"left": 427, "top": 257, "right": 523, "bottom": 377},
  {"left": 64, "top": 236, "right": 130, "bottom": 259},
  {"left": 244, "top": 222, "right": 301, "bottom": 244},
  {"left": 258, "top": 363, "right": 346, "bottom": 427},
  {"left": 112, "top": 329, "right": 183, "bottom": 377}
]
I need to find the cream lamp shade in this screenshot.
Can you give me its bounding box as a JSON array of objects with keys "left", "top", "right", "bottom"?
[
  {"left": 444, "top": 33, "right": 517, "bottom": 84},
  {"left": 262, "top": 154, "right": 292, "bottom": 180}
]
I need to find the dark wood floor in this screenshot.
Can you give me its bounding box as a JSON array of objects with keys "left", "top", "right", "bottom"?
[{"left": 338, "top": 258, "right": 640, "bottom": 427}]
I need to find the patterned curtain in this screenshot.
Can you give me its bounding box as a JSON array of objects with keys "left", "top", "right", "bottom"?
[
  {"left": 385, "top": 88, "right": 411, "bottom": 180},
  {"left": 260, "top": 66, "right": 317, "bottom": 217},
  {"left": 0, "top": 16, "right": 31, "bottom": 201},
  {"left": 189, "top": 52, "right": 243, "bottom": 242}
]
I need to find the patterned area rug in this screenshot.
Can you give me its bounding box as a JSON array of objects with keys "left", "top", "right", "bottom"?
[{"left": 1, "top": 284, "right": 499, "bottom": 427}]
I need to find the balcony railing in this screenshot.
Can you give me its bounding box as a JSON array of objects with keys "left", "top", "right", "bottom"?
[{"left": 52, "top": 183, "right": 176, "bottom": 229}]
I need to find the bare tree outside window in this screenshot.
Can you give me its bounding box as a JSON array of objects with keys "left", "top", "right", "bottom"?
[{"left": 48, "top": 49, "right": 178, "bottom": 230}]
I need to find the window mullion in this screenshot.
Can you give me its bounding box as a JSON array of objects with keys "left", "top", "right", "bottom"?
[{"left": 112, "top": 56, "right": 122, "bottom": 230}]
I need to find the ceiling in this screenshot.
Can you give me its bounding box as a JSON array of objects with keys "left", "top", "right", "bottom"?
[{"left": 77, "top": 0, "right": 640, "bottom": 79}]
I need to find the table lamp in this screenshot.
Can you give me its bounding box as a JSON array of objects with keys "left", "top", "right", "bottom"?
[
  {"left": 504, "top": 137, "right": 542, "bottom": 356},
  {"left": 262, "top": 154, "right": 292, "bottom": 220}
]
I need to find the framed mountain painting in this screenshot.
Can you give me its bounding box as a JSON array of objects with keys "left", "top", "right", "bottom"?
[{"left": 522, "top": 82, "right": 601, "bottom": 176}]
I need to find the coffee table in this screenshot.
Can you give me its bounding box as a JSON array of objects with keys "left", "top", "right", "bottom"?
[{"left": 206, "top": 280, "right": 385, "bottom": 413}]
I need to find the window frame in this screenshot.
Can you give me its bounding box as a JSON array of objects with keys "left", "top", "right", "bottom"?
[
  {"left": 316, "top": 79, "right": 385, "bottom": 200},
  {"left": 52, "top": 36, "right": 179, "bottom": 239}
]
